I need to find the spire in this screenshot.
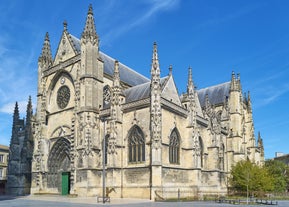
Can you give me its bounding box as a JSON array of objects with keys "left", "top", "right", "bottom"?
[
  {"left": 13, "top": 102, "right": 20, "bottom": 125},
  {"left": 230, "top": 71, "right": 236, "bottom": 91},
  {"left": 257, "top": 131, "right": 262, "bottom": 145},
  {"left": 187, "top": 66, "right": 194, "bottom": 94},
  {"left": 230, "top": 71, "right": 241, "bottom": 92},
  {"left": 38, "top": 32, "right": 53, "bottom": 67},
  {"left": 150, "top": 42, "right": 160, "bottom": 79},
  {"left": 186, "top": 66, "right": 196, "bottom": 128},
  {"left": 247, "top": 91, "right": 252, "bottom": 111},
  {"left": 26, "top": 96, "right": 33, "bottom": 126},
  {"left": 113, "top": 60, "right": 120, "bottom": 87},
  {"left": 11, "top": 102, "right": 20, "bottom": 145},
  {"left": 111, "top": 60, "right": 123, "bottom": 123},
  {"left": 257, "top": 131, "right": 264, "bottom": 157},
  {"left": 81, "top": 4, "right": 98, "bottom": 44},
  {"left": 150, "top": 42, "right": 162, "bottom": 156}
]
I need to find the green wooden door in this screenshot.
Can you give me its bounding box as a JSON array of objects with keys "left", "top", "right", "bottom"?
[{"left": 61, "top": 172, "right": 70, "bottom": 195}]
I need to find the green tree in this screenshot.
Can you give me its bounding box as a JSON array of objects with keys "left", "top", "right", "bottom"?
[
  {"left": 229, "top": 160, "right": 274, "bottom": 194},
  {"left": 265, "top": 160, "right": 289, "bottom": 192}
]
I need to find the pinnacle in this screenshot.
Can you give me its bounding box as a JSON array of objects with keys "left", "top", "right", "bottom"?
[
  {"left": 81, "top": 4, "right": 98, "bottom": 41},
  {"left": 88, "top": 4, "right": 93, "bottom": 15},
  {"left": 39, "top": 32, "right": 53, "bottom": 65},
  {"left": 151, "top": 42, "right": 160, "bottom": 75}
]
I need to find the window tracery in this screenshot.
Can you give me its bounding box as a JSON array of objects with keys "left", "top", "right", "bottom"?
[
  {"left": 169, "top": 128, "right": 180, "bottom": 164},
  {"left": 128, "top": 125, "right": 145, "bottom": 163}
]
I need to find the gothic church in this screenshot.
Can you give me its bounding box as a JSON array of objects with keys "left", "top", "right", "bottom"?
[{"left": 7, "top": 5, "right": 264, "bottom": 199}]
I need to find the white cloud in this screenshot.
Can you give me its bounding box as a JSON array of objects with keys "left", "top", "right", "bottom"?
[
  {"left": 0, "top": 32, "right": 37, "bottom": 111},
  {"left": 0, "top": 100, "right": 28, "bottom": 115},
  {"left": 101, "top": 0, "right": 180, "bottom": 46},
  {"left": 263, "top": 84, "right": 289, "bottom": 105}
]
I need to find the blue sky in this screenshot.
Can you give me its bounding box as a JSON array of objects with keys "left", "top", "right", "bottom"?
[{"left": 0, "top": 0, "right": 289, "bottom": 159}]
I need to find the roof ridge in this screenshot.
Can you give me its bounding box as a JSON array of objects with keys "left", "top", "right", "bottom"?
[
  {"left": 198, "top": 81, "right": 231, "bottom": 91},
  {"left": 99, "top": 52, "right": 149, "bottom": 82}
]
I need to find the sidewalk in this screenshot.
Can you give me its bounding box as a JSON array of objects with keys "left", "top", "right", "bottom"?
[{"left": 24, "top": 195, "right": 153, "bottom": 205}]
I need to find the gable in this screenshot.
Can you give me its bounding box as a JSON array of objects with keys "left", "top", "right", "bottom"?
[
  {"left": 54, "top": 32, "right": 78, "bottom": 65},
  {"left": 161, "top": 75, "right": 181, "bottom": 106}
]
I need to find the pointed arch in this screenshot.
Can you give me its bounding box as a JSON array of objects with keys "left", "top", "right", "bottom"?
[
  {"left": 48, "top": 70, "right": 74, "bottom": 92},
  {"left": 47, "top": 137, "right": 71, "bottom": 189},
  {"left": 169, "top": 128, "right": 180, "bottom": 164},
  {"left": 127, "top": 125, "right": 145, "bottom": 163}
]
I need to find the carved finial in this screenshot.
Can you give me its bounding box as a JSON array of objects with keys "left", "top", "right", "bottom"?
[
  {"left": 88, "top": 4, "right": 93, "bottom": 15},
  {"left": 63, "top": 21, "right": 68, "bottom": 31},
  {"left": 169, "top": 65, "right": 172, "bottom": 76}
]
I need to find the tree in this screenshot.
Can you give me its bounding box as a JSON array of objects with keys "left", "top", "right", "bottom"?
[
  {"left": 265, "top": 160, "right": 289, "bottom": 192},
  {"left": 229, "top": 160, "right": 274, "bottom": 195}
]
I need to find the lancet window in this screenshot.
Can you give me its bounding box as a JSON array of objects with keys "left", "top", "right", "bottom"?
[
  {"left": 169, "top": 128, "right": 180, "bottom": 164},
  {"left": 128, "top": 125, "right": 145, "bottom": 163}
]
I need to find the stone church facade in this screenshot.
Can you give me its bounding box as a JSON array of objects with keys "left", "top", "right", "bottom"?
[{"left": 7, "top": 5, "right": 264, "bottom": 199}]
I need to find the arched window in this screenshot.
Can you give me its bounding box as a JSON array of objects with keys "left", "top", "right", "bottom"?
[
  {"left": 169, "top": 128, "right": 180, "bottom": 164},
  {"left": 128, "top": 125, "right": 145, "bottom": 163}
]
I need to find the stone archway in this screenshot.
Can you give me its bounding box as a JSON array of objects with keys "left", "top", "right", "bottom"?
[{"left": 47, "top": 137, "right": 71, "bottom": 193}]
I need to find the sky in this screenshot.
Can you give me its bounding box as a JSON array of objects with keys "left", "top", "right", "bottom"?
[{"left": 0, "top": 0, "right": 289, "bottom": 159}]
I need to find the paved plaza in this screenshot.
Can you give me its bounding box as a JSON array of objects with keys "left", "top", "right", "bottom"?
[{"left": 0, "top": 195, "right": 289, "bottom": 207}]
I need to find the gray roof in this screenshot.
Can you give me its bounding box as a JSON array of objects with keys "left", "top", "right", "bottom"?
[
  {"left": 69, "top": 34, "right": 149, "bottom": 86},
  {"left": 124, "top": 77, "right": 169, "bottom": 103},
  {"left": 197, "top": 82, "right": 230, "bottom": 107}
]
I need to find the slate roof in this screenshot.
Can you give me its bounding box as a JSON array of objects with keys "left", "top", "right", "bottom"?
[
  {"left": 68, "top": 34, "right": 150, "bottom": 86},
  {"left": 124, "top": 77, "right": 169, "bottom": 103},
  {"left": 197, "top": 82, "right": 230, "bottom": 107}
]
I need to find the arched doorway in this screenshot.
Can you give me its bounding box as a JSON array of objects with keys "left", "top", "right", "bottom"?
[{"left": 47, "top": 137, "right": 71, "bottom": 195}]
